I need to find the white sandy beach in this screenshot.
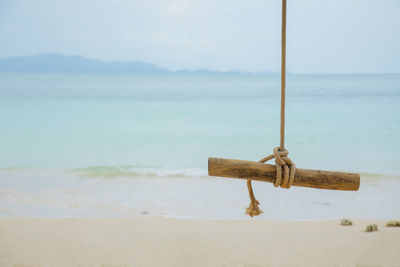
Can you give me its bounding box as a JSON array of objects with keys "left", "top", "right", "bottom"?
[{"left": 0, "top": 217, "right": 399, "bottom": 267}]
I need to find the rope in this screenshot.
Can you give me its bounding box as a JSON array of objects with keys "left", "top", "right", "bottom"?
[
  {"left": 245, "top": 148, "right": 296, "bottom": 217},
  {"left": 280, "top": 0, "right": 286, "bottom": 150},
  {"left": 245, "top": 0, "right": 296, "bottom": 217}
]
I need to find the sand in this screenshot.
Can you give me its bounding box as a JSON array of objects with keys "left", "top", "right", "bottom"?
[{"left": 0, "top": 218, "right": 399, "bottom": 267}]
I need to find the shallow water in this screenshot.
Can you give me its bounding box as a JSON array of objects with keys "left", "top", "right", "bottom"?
[{"left": 0, "top": 73, "right": 399, "bottom": 219}]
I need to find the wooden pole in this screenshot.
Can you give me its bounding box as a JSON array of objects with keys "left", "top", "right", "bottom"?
[{"left": 208, "top": 157, "right": 360, "bottom": 191}]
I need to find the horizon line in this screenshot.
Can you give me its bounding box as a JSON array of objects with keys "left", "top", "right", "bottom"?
[{"left": 0, "top": 53, "right": 399, "bottom": 76}]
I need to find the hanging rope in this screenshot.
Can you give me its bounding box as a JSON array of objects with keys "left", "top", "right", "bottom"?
[{"left": 245, "top": 0, "right": 296, "bottom": 217}]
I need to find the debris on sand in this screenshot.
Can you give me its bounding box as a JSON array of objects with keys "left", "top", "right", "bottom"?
[
  {"left": 340, "top": 218, "right": 353, "bottom": 226},
  {"left": 386, "top": 220, "right": 400, "bottom": 227},
  {"left": 366, "top": 224, "right": 378, "bottom": 232}
]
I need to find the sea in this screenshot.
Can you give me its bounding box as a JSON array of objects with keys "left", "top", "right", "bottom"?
[{"left": 0, "top": 73, "right": 399, "bottom": 220}]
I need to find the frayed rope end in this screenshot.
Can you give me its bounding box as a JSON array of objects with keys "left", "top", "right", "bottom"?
[{"left": 245, "top": 199, "right": 263, "bottom": 217}]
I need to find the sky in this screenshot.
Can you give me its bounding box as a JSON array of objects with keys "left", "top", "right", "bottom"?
[{"left": 0, "top": 0, "right": 399, "bottom": 73}]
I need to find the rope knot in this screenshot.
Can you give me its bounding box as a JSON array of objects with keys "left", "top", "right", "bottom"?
[
  {"left": 272, "top": 147, "right": 296, "bottom": 189},
  {"left": 245, "top": 147, "right": 296, "bottom": 217}
]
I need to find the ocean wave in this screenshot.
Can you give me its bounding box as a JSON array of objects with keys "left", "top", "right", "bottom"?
[
  {"left": 1, "top": 166, "right": 399, "bottom": 180},
  {"left": 73, "top": 166, "right": 208, "bottom": 178}
]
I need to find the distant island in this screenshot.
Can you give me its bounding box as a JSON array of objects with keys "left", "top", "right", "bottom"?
[
  {"left": 0, "top": 54, "right": 265, "bottom": 74},
  {"left": 0, "top": 54, "right": 168, "bottom": 74}
]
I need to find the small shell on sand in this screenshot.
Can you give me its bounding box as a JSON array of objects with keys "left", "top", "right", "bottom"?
[
  {"left": 340, "top": 218, "right": 353, "bottom": 226},
  {"left": 386, "top": 220, "right": 400, "bottom": 227},
  {"left": 366, "top": 224, "right": 378, "bottom": 232}
]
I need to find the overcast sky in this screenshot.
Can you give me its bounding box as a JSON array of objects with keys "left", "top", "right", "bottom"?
[{"left": 1, "top": 0, "right": 399, "bottom": 73}]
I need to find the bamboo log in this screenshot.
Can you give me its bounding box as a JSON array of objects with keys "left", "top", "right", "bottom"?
[{"left": 208, "top": 157, "right": 360, "bottom": 191}]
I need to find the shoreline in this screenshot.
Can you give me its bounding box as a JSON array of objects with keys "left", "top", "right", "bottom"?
[
  {"left": 0, "top": 217, "right": 399, "bottom": 266},
  {"left": 1, "top": 174, "right": 400, "bottom": 220}
]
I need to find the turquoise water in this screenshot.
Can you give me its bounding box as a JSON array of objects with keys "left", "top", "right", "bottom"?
[
  {"left": 1, "top": 73, "right": 399, "bottom": 173},
  {"left": 0, "top": 73, "right": 399, "bottom": 219}
]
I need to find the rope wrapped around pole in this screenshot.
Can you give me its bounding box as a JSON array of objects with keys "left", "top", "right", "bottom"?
[{"left": 246, "top": 0, "right": 294, "bottom": 217}]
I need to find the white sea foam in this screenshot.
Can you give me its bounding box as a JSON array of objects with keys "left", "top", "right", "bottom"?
[{"left": 74, "top": 166, "right": 208, "bottom": 178}]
